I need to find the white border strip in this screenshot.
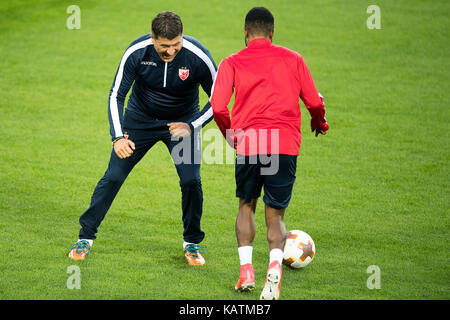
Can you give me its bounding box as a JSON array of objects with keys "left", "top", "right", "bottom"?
[
  {"left": 183, "top": 39, "right": 217, "bottom": 129},
  {"left": 109, "top": 38, "right": 153, "bottom": 137}
]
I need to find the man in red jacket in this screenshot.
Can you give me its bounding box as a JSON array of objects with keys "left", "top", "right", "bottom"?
[{"left": 210, "top": 7, "right": 329, "bottom": 299}]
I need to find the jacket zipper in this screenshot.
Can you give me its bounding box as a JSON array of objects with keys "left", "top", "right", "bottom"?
[{"left": 163, "top": 62, "right": 168, "bottom": 87}]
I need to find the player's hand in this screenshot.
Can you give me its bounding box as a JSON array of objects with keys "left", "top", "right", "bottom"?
[
  {"left": 113, "top": 138, "right": 135, "bottom": 159},
  {"left": 167, "top": 122, "right": 192, "bottom": 138},
  {"left": 313, "top": 128, "right": 326, "bottom": 137},
  {"left": 311, "top": 122, "right": 329, "bottom": 137}
]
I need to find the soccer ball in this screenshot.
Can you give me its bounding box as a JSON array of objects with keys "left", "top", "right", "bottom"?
[{"left": 283, "top": 230, "right": 315, "bottom": 268}]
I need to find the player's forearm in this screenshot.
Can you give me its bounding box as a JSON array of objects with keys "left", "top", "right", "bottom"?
[
  {"left": 306, "top": 103, "right": 326, "bottom": 122},
  {"left": 108, "top": 90, "right": 126, "bottom": 140},
  {"left": 305, "top": 93, "right": 327, "bottom": 130},
  {"left": 188, "top": 101, "right": 213, "bottom": 133},
  {"left": 212, "top": 111, "right": 231, "bottom": 138}
]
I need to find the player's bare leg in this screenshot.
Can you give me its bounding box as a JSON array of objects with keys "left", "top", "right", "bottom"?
[
  {"left": 264, "top": 205, "right": 286, "bottom": 251},
  {"left": 236, "top": 198, "right": 257, "bottom": 247},
  {"left": 260, "top": 205, "right": 286, "bottom": 300},
  {"left": 235, "top": 198, "right": 257, "bottom": 291}
]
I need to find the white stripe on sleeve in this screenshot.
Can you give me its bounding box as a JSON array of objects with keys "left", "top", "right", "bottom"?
[
  {"left": 182, "top": 39, "right": 216, "bottom": 83},
  {"left": 109, "top": 38, "right": 153, "bottom": 138},
  {"left": 191, "top": 107, "right": 213, "bottom": 129},
  {"left": 183, "top": 40, "right": 217, "bottom": 129}
]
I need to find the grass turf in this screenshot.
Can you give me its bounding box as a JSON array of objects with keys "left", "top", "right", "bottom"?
[{"left": 0, "top": 0, "right": 448, "bottom": 300}]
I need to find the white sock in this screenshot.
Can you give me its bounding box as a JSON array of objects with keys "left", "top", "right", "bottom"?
[
  {"left": 79, "top": 239, "right": 93, "bottom": 247},
  {"left": 269, "top": 248, "right": 283, "bottom": 265},
  {"left": 183, "top": 241, "right": 194, "bottom": 248},
  {"left": 238, "top": 246, "right": 253, "bottom": 265}
]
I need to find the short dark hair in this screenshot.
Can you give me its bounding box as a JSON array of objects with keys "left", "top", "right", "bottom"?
[
  {"left": 245, "top": 7, "right": 274, "bottom": 36},
  {"left": 151, "top": 11, "right": 183, "bottom": 40}
]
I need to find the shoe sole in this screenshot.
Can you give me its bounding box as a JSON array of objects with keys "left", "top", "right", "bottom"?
[
  {"left": 187, "top": 261, "right": 205, "bottom": 266},
  {"left": 68, "top": 252, "right": 86, "bottom": 261},
  {"left": 260, "top": 270, "right": 280, "bottom": 300},
  {"left": 185, "top": 256, "right": 206, "bottom": 266},
  {"left": 235, "top": 282, "right": 255, "bottom": 292}
]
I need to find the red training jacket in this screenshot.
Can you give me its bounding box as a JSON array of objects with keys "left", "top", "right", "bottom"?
[{"left": 210, "top": 38, "right": 327, "bottom": 156}]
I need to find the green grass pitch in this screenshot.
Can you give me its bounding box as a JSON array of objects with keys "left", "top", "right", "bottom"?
[{"left": 0, "top": 0, "right": 448, "bottom": 300}]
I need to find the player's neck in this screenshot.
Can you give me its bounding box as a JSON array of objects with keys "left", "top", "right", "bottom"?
[{"left": 245, "top": 34, "right": 273, "bottom": 46}]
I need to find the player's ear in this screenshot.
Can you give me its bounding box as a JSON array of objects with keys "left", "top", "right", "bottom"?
[{"left": 268, "top": 30, "right": 274, "bottom": 41}]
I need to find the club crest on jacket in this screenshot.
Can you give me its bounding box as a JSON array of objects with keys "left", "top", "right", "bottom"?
[{"left": 179, "top": 67, "right": 189, "bottom": 80}]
